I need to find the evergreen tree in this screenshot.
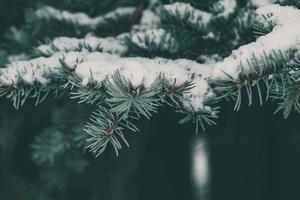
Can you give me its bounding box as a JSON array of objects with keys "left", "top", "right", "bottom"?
[{"left": 1, "top": 0, "right": 300, "bottom": 199}]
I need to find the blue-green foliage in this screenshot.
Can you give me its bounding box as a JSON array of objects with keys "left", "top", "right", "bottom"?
[
  {"left": 2, "top": 0, "right": 300, "bottom": 199},
  {"left": 1, "top": 0, "right": 300, "bottom": 159}
]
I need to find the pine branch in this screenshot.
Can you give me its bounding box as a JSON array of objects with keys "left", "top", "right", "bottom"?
[
  {"left": 212, "top": 50, "right": 294, "bottom": 110},
  {"left": 33, "top": 6, "right": 136, "bottom": 33},
  {"left": 273, "top": 80, "right": 300, "bottom": 118},
  {"left": 129, "top": 28, "right": 182, "bottom": 57},
  {"left": 178, "top": 105, "right": 219, "bottom": 133},
  {"left": 32, "top": 129, "right": 71, "bottom": 165},
  {"left": 2, "top": 4, "right": 300, "bottom": 156},
  {"left": 161, "top": 2, "right": 213, "bottom": 33},
  {"left": 106, "top": 71, "right": 161, "bottom": 119},
  {"left": 129, "top": 1, "right": 241, "bottom": 59},
  {"left": 84, "top": 106, "right": 138, "bottom": 156},
  {"left": 36, "top": 35, "right": 129, "bottom": 57}
]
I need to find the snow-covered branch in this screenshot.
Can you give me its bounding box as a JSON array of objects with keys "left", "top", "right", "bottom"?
[
  {"left": 1, "top": 3, "right": 300, "bottom": 156},
  {"left": 34, "top": 6, "right": 136, "bottom": 29},
  {"left": 0, "top": 52, "right": 213, "bottom": 111},
  {"left": 0, "top": 5, "right": 300, "bottom": 152},
  {"left": 1, "top": 5, "right": 300, "bottom": 112},
  {"left": 163, "top": 2, "right": 213, "bottom": 31},
  {"left": 36, "top": 35, "right": 129, "bottom": 57},
  {"left": 212, "top": 4, "right": 300, "bottom": 80}
]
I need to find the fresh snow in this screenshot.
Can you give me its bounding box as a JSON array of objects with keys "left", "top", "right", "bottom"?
[
  {"left": 163, "top": 2, "right": 212, "bottom": 31},
  {"left": 0, "top": 52, "right": 213, "bottom": 111},
  {"left": 35, "top": 6, "right": 135, "bottom": 29},
  {"left": 131, "top": 28, "right": 179, "bottom": 53},
  {"left": 37, "top": 35, "right": 128, "bottom": 56},
  {"left": 163, "top": 0, "right": 237, "bottom": 30},
  {"left": 251, "top": 0, "right": 281, "bottom": 7},
  {"left": 1, "top": 5, "right": 300, "bottom": 113},
  {"left": 212, "top": 4, "right": 300, "bottom": 80},
  {"left": 217, "top": 0, "right": 237, "bottom": 18},
  {"left": 35, "top": 6, "right": 99, "bottom": 27},
  {"left": 139, "top": 10, "right": 160, "bottom": 28},
  {"left": 7, "top": 53, "right": 29, "bottom": 63}
]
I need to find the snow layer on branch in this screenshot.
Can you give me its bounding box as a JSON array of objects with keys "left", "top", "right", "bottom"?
[
  {"left": 256, "top": 4, "right": 300, "bottom": 26},
  {"left": 2, "top": 5, "right": 300, "bottom": 112},
  {"left": 132, "top": 9, "right": 161, "bottom": 32},
  {"left": 163, "top": 2, "right": 212, "bottom": 30},
  {"left": 0, "top": 54, "right": 61, "bottom": 85},
  {"left": 250, "top": 0, "right": 282, "bottom": 7},
  {"left": 0, "top": 52, "right": 213, "bottom": 111},
  {"left": 212, "top": 4, "right": 300, "bottom": 80},
  {"left": 7, "top": 54, "right": 29, "bottom": 63},
  {"left": 37, "top": 35, "right": 128, "bottom": 56},
  {"left": 162, "top": 0, "right": 237, "bottom": 28},
  {"left": 139, "top": 10, "right": 160, "bottom": 28},
  {"left": 35, "top": 6, "right": 135, "bottom": 29},
  {"left": 35, "top": 6, "right": 98, "bottom": 27},
  {"left": 131, "top": 28, "right": 179, "bottom": 53},
  {"left": 216, "top": 0, "right": 237, "bottom": 18},
  {"left": 74, "top": 53, "right": 213, "bottom": 111}
]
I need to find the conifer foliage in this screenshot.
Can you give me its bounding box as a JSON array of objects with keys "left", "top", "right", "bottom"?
[{"left": 1, "top": 0, "right": 300, "bottom": 158}]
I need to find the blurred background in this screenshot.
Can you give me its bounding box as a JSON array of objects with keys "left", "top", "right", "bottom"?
[
  {"left": 2, "top": 88, "right": 300, "bottom": 200},
  {"left": 1, "top": 0, "right": 300, "bottom": 200}
]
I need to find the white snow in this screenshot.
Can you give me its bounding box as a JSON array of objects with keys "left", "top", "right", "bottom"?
[
  {"left": 1, "top": 5, "right": 300, "bottom": 113},
  {"left": 0, "top": 54, "right": 61, "bottom": 85},
  {"left": 256, "top": 4, "right": 300, "bottom": 27},
  {"left": 73, "top": 53, "right": 213, "bottom": 111},
  {"left": 216, "top": 0, "right": 237, "bottom": 18},
  {"left": 7, "top": 53, "right": 29, "bottom": 63},
  {"left": 133, "top": 9, "right": 161, "bottom": 31},
  {"left": 35, "top": 6, "right": 135, "bottom": 29},
  {"left": 140, "top": 10, "right": 160, "bottom": 26},
  {"left": 37, "top": 35, "right": 128, "bottom": 56},
  {"left": 163, "top": 2, "right": 212, "bottom": 31},
  {"left": 0, "top": 52, "right": 213, "bottom": 111},
  {"left": 250, "top": 0, "right": 280, "bottom": 7},
  {"left": 102, "top": 7, "right": 135, "bottom": 22},
  {"left": 161, "top": 1, "right": 236, "bottom": 31},
  {"left": 131, "top": 28, "right": 179, "bottom": 53},
  {"left": 35, "top": 6, "right": 100, "bottom": 27},
  {"left": 212, "top": 5, "right": 300, "bottom": 80}
]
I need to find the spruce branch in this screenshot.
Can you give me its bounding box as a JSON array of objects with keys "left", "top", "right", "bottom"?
[
  {"left": 129, "top": 1, "right": 241, "bottom": 59},
  {"left": 33, "top": 6, "right": 136, "bottom": 34},
  {"left": 161, "top": 2, "right": 213, "bottom": 33},
  {"left": 178, "top": 105, "right": 220, "bottom": 133},
  {"left": 0, "top": 79, "right": 62, "bottom": 110},
  {"left": 273, "top": 80, "right": 300, "bottom": 118},
  {"left": 85, "top": 106, "right": 138, "bottom": 156},
  {"left": 159, "top": 78, "right": 195, "bottom": 107},
  {"left": 129, "top": 28, "right": 182, "bottom": 57},
  {"left": 2, "top": 5, "right": 141, "bottom": 58},
  {"left": 2, "top": 4, "right": 300, "bottom": 156},
  {"left": 212, "top": 50, "right": 294, "bottom": 110},
  {"left": 252, "top": 13, "right": 276, "bottom": 37},
  {"left": 272, "top": 55, "right": 300, "bottom": 118},
  {"left": 106, "top": 71, "right": 161, "bottom": 119},
  {"left": 36, "top": 35, "right": 129, "bottom": 57},
  {"left": 161, "top": 1, "right": 237, "bottom": 33},
  {"left": 31, "top": 129, "right": 72, "bottom": 165}
]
